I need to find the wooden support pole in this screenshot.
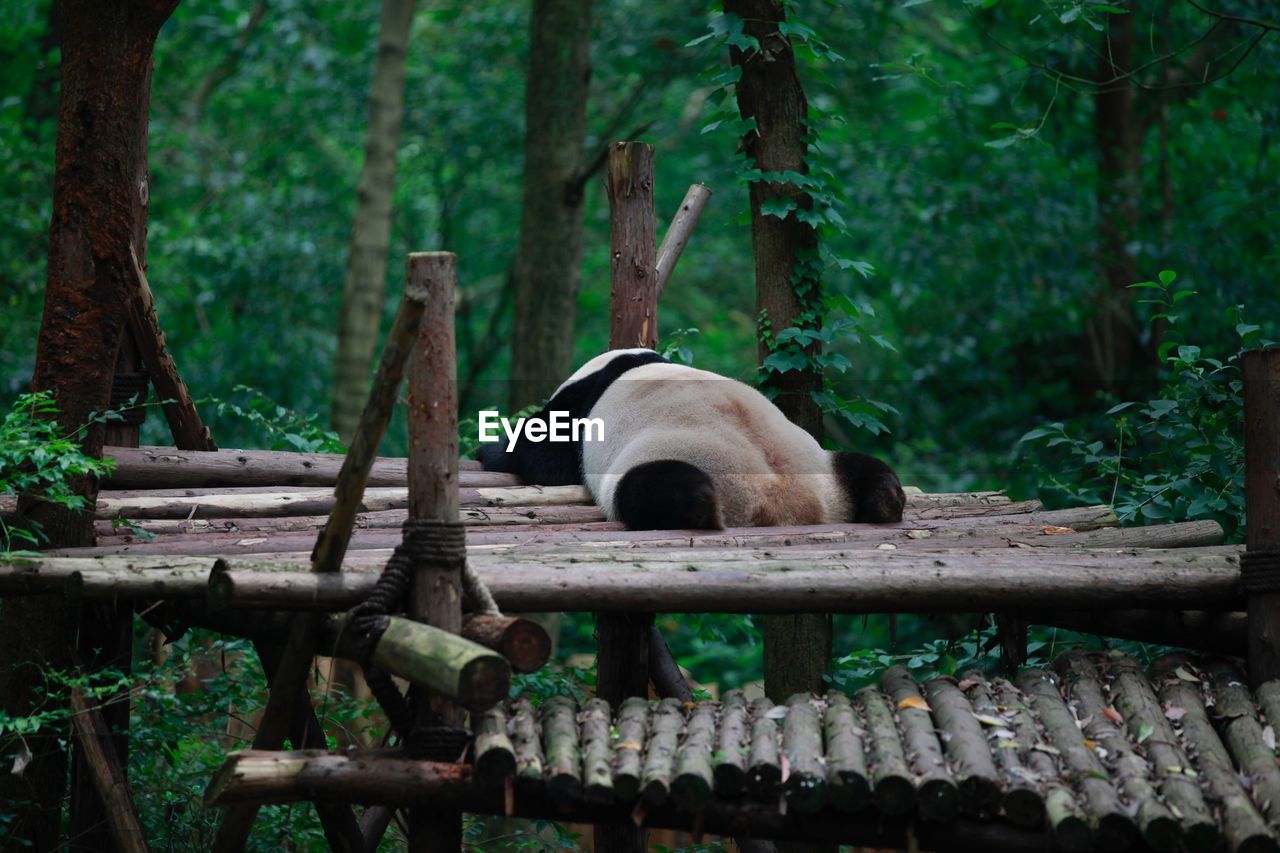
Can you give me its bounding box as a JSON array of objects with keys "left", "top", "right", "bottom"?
[
  {"left": 68, "top": 688, "right": 147, "bottom": 853},
  {"left": 212, "top": 279, "right": 428, "bottom": 852},
  {"left": 406, "top": 251, "right": 464, "bottom": 851},
  {"left": 1242, "top": 348, "right": 1280, "bottom": 686},
  {"left": 601, "top": 140, "right": 657, "bottom": 853},
  {"left": 126, "top": 244, "right": 216, "bottom": 451},
  {"left": 655, "top": 183, "right": 712, "bottom": 297}
]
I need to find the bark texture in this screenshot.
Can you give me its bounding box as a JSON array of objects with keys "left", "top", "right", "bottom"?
[
  {"left": 330, "top": 0, "right": 418, "bottom": 440},
  {"left": 0, "top": 1, "right": 176, "bottom": 846},
  {"left": 726, "top": 0, "right": 828, "bottom": 703},
  {"left": 507, "top": 0, "right": 591, "bottom": 411}
]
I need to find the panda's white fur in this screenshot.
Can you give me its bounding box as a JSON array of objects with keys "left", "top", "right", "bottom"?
[{"left": 582, "top": 360, "right": 850, "bottom": 528}]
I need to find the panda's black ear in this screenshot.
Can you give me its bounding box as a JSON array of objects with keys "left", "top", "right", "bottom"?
[{"left": 833, "top": 451, "right": 906, "bottom": 523}]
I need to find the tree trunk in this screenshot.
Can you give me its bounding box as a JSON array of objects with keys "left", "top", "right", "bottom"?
[
  {"left": 330, "top": 0, "right": 418, "bottom": 441},
  {"left": 0, "top": 1, "right": 177, "bottom": 848},
  {"left": 507, "top": 0, "right": 591, "bottom": 412},
  {"left": 725, "top": 0, "right": 829, "bottom": 705},
  {"left": 1087, "top": 5, "right": 1144, "bottom": 395}
]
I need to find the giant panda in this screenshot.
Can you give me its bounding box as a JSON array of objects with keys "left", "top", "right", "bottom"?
[{"left": 477, "top": 348, "right": 906, "bottom": 530}]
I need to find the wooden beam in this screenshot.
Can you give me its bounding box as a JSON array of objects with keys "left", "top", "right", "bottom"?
[
  {"left": 68, "top": 688, "right": 147, "bottom": 853},
  {"left": 655, "top": 183, "right": 712, "bottom": 297},
  {"left": 100, "top": 445, "right": 511, "bottom": 490}
]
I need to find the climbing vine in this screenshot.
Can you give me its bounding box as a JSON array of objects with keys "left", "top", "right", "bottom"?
[{"left": 689, "top": 3, "right": 897, "bottom": 437}]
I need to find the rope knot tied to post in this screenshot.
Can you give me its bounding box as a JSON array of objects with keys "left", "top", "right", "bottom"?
[{"left": 1241, "top": 550, "right": 1280, "bottom": 593}]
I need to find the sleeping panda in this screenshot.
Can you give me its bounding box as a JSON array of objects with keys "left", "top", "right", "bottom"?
[{"left": 477, "top": 348, "right": 906, "bottom": 530}]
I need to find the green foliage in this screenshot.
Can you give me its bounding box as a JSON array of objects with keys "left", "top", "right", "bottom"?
[
  {"left": 0, "top": 391, "right": 117, "bottom": 553},
  {"left": 212, "top": 385, "right": 345, "bottom": 454},
  {"left": 1021, "top": 272, "right": 1269, "bottom": 539}
]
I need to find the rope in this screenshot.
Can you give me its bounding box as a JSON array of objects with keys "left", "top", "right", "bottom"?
[
  {"left": 463, "top": 560, "right": 500, "bottom": 616},
  {"left": 109, "top": 371, "right": 150, "bottom": 426},
  {"left": 1241, "top": 549, "right": 1280, "bottom": 594},
  {"left": 346, "top": 519, "right": 483, "bottom": 760}
]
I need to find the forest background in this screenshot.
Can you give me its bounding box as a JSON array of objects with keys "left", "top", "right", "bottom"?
[{"left": 0, "top": 0, "right": 1276, "bottom": 846}]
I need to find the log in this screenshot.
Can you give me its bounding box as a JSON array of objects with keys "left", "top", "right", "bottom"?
[
  {"left": 473, "top": 706, "right": 516, "bottom": 783},
  {"left": 460, "top": 614, "right": 551, "bottom": 674},
  {"left": 989, "top": 678, "right": 1088, "bottom": 850},
  {"left": 852, "top": 686, "right": 915, "bottom": 816},
  {"left": 1106, "top": 652, "right": 1219, "bottom": 850},
  {"left": 510, "top": 696, "right": 544, "bottom": 787},
  {"left": 541, "top": 695, "right": 582, "bottom": 804},
  {"left": 368, "top": 615, "right": 508, "bottom": 712},
  {"left": 923, "top": 678, "right": 1001, "bottom": 819},
  {"left": 641, "top": 697, "right": 684, "bottom": 804},
  {"left": 1024, "top": 608, "right": 1247, "bottom": 655},
  {"left": 1016, "top": 668, "right": 1137, "bottom": 851},
  {"left": 101, "top": 445, "right": 514, "bottom": 490},
  {"left": 880, "top": 666, "right": 959, "bottom": 822},
  {"left": 78, "top": 511, "right": 1194, "bottom": 559},
  {"left": 68, "top": 688, "right": 147, "bottom": 853},
  {"left": 671, "top": 700, "right": 717, "bottom": 812},
  {"left": 580, "top": 698, "right": 615, "bottom": 805},
  {"left": 198, "top": 544, "right": 1247, "bottom": 613},
  {"left": 960, "top": 676, "right": 1044, "bottom": 831},
  {"left": 203, "top": 749, "right": 1072, "bottom": 851},
  {"left": 781, "top": 694, "right": 825, "bottom": 813},
  {"left": 714, "top": 690, "right": 750, "bottom": 797},
  {"left": 648, "top": 625, "right": 692, "bottom": 703},
  {"left": 1203, "top": 658, "right": 1280, "bottom": 831},
  {"left": 124, "top": 248, "right": 216, "bottom": 452},
  {"left": 1054, "top": 652, "right": 1180, "bottom": 851},
  {"left": 746, "top": 697, "right": 782, "bottom": 800},
  {"left": 1152, "top": 656, "right": 1278, "bottom": 853},
  {"left": 655, "top": 183, "right": 712, "bottom": 297},
  {"left": 822, "top": 690, "right": 870, "bottom": 814},
  {"left": 612, "top": 696, "right": 650, "bottom": 801}
]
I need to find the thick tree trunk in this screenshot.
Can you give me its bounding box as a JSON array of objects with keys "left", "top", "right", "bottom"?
[
  {"left": 1087, "top": 5, "right": 1144, "bottom": 395},
  {"left": 0, "top": 1, "right": 177, "bottom": 848},
  {"left": 507, "top": 0, "right": 591, "bottom": 411},
  {"left": 330, "top": 0, "right": 418, "bottom": 441},
  {"left": 725, "top": 0, "right": 829, "bottom": 705}
]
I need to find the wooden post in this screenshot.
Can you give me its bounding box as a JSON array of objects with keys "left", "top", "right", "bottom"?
[
  {"left": 406, "top": 252, "right": 464, "bottom": 850},
  {"left": 655, "top": 183, "right": 712, "bottom": 297},
  {"left": 598, "top": 141, "right": 657, "bottom": 853},
  {"left": 212, "top": 282, "right": 428, "bottom": 852},
  {"left": 1243, "top": 348, "right": 1280, "bottom": 686}
]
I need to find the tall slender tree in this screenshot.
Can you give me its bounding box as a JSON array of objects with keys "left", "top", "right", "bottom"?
[
  {"left": 508, "top": 0, "right": 592, "bottom": 412},
  {"left": 0, "top": 0, "right": 177, "bottom": 846},
  {"left": 331, "top": 0, "right": 418, "bottom": 441},
  {"left": 724, "top": 0, "right": 830, "bottom": 703}
]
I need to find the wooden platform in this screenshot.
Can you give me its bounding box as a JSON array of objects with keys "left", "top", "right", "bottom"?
[{"left": 3, "top": 445, "right": 1271, "bottom": 851}]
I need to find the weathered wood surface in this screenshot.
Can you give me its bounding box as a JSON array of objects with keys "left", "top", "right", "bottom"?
[
  {"left": 71, "top": 517, "right": 1221, "bottom": 563},
  {"left": 101, "top": 445, "right": 503, "bottom": 490},
  {"left": 2, "top": 486, "right": 1018, "bottom": 521},
  {"left": 205, "top": 656, "right": 1280, "bottom": 850},
  {"left": 201, "top": 545, "right": 1245, "bottom": 612}
]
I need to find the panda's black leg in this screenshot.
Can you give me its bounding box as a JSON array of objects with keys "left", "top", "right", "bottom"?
[
  {"left": 614, "top": 460, "right": 723, "bottom": 530},
  {"left": 834, "top": 451, "right": 907, "bottom": 523}
]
